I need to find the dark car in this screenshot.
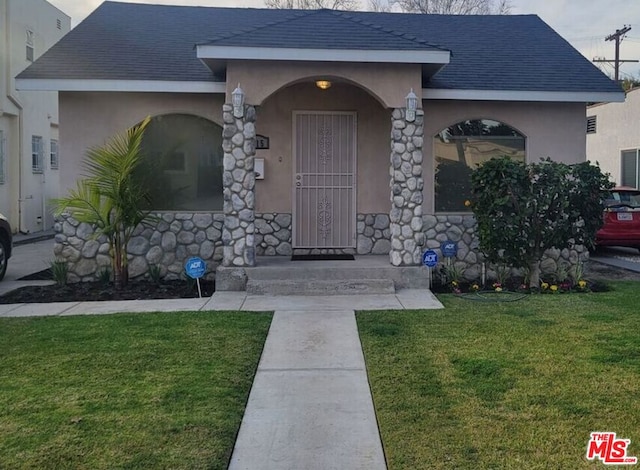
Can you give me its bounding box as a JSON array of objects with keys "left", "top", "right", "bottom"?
[
  {"left": 0, "top": 213, "right": 12, "bottom": 281},
  {"left": 595, "top": 187, "right": 640, "bottom": 252}
]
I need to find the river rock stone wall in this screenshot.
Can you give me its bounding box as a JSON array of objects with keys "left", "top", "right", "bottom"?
[
  {"left": 53, "top": 211, "right": 584, "bottom": 283},
  {"left": 255, "top": 213, "right": 393, "bottom": 256},
  {"left": 54, "top": 213, "right": 225, "bottom": 283},
  {"left": 357, "top": 214, "right": 391, "bottom": 254},
  {"left": 221, "top": 103, "right": 256, "bottom": 267},
  {"left": 389, "top": 108, "right": 425, "bottom": 266},
  {"left": 423, "top": 214, "right": 588, "bottom": 281},
  {"left": 255, "top": 213, "right": 292, "bottom": 256}
]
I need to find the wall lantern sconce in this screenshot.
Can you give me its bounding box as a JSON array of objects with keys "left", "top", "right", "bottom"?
[
  {"left": 405, "top": 88, "right": 418, "bottom": 122},
  {"left": 232, "top": 83, "right": 245, "bottom": 118},
  {"left": 316, "top": 80, "right": 332, "bottom": 90}
]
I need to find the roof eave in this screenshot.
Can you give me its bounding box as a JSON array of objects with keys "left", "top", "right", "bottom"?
[
  {"left": 196, "top": 44, "right": 450, "bottom": 64},
  {"left": 423, "top": 88, "right": 626, "bottom": 103},
  {"left": 15, "top": 79, "right": 226, "bottom": 93}
]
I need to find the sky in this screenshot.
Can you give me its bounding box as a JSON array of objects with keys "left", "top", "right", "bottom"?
[{"left": 47, "top": 0, "right": 640, "bottom": 79}]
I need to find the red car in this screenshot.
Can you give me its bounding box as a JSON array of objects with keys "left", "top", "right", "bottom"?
[{"left": 595, "top": 187, "right": 640, "bottom": 251}]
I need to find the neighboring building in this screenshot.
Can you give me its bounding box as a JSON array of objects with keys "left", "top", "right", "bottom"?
[
  {"left": 587, "top": 87, "right": 640, "bottom": 188},
  {"left": 15, "top": 2, "right": 624, "bottom": 283},
  {"left": 0, "top": 0, "right": 70, "bottom": 233}
]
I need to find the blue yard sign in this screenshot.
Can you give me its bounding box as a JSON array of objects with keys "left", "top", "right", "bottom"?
[
  {"left": 185, "top": 257, "right": 206, "bottom": 279},
  {"left": 422, "top": 250, "right": 438, "bottom": 268},
  {"left": 441, "top": 241, "right": 458, "bottom": 258}
]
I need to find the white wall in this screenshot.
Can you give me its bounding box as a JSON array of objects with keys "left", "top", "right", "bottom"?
[
  {"left": 586, "top": 88, "right": 640, "bottom": 185},
  {"left": 0, "top": 0, "right": 69, "bottom": 232}
]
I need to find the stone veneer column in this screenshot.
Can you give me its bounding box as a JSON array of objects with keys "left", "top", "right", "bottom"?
[
  {"left": 389, "top": 108, "right": 425, "bottom": 266},
  {"left": 222, "top": 104, "right": 256, "bottom": 267}
]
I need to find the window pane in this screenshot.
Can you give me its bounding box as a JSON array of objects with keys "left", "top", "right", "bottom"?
[
  {"left": 50, "top": 139, "right": 59, "bottom": 169},
  {"left": 621, "top": 150, "right": 638, "bottom": 188},
  {"left": 32, "top": 136, "right": 43, "bottom": 173},
  {"left": 137, "top": 114, "right": 223, "bottom": 211},
  {"left": 434, "top": 119, "right": 526, "bottom": 212}
]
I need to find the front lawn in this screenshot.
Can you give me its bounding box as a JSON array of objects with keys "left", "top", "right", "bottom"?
[
  {"left": 0, "top": 311, "right": 272, "bottom": 469},
  {"left": 358, "top": 281, "right": 640, "bottom": 469}
]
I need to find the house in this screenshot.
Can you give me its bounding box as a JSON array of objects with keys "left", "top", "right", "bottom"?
[
  {"left": 587, "top": 87, "right": 640, "bottom": 187},
  {"left": 0, "top": 0, "right": 70, "bottom": 233},
  {"left": 15, "top": 2, "right": 624, "bottom": 285}
]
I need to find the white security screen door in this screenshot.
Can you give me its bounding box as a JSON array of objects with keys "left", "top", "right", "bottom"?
[{"left": 293, "top": 112, "right": 356, "bottom": 248}]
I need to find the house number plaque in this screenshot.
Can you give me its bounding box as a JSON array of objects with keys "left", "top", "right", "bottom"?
[{"left": 256, "top": 134, "right": 269, "bottom": 150}]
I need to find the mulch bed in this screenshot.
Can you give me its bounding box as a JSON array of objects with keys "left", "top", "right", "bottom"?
[
  {"left": 1, "top": 259, "right": 638, "bottom": 305},
  {"left": 0, "top": 279, "right": 215, "bottom": 304}
]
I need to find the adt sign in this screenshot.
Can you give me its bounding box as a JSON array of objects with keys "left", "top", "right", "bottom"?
[
  {"left": 441, "top": 241, "right": 458, "bottom": 258},
  {"left": 185, "top": 257, "right": 206, "bottom": 279},
  {"left": 422, "top": 250, "right": 438, "bottom": 268}
]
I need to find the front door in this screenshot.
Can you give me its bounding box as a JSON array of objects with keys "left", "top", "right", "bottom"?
[{"left": 293, "top": 112, "right": 356, "bottom": 248}]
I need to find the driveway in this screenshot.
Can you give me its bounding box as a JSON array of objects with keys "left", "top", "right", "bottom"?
[
  {"left": 588, "top": 246, "right": 640, "bottom": 281},
  {"left": 0, "top": 239, "right": 55, "bottom": 295}
]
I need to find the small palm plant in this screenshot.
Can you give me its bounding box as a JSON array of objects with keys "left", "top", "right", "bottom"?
[{"left": 53, "top": 117, "right": 152, "bottom": 289}]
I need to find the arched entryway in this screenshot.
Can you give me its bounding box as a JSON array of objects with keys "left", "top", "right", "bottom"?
[{"left": 256, "top": 80, "right": 389, "bottom": 251}]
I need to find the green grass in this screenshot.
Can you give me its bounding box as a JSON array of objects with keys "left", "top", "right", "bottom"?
[
  {"left": 0, "top": 311, "right": 272, "bottom": 469},
  {"left": 358, "top": 281, "right": 640, "bottom": 469}
]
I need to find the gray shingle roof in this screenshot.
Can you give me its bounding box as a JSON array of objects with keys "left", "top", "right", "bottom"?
[
  {"left": 202, "top": 9, "right": 445, "bottom": 51},
  {"left": 18, "top": 1, "right": 621, "bottom": 94}
]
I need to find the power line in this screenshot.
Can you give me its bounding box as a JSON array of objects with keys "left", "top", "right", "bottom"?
[{"left": 593, "top": 25, "right": 639, "bottom": 81}]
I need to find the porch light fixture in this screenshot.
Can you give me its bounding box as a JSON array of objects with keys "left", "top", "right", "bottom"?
[
  {"left": 232, "top": 83, "right": 245, "bottom": 118},
  {"left": 316, "top": 80, "right": 332, "bottom": 90},
  {"left": 405, "top": 88, "right": 418, "bottom": 122}
]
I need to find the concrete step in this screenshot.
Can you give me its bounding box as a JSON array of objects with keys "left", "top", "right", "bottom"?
[
  {"left": 246, "top": 278, "right": 396, "bottom": 296},
  {"left": 247, "top": 265, "right": 406, "bottom": 281}
]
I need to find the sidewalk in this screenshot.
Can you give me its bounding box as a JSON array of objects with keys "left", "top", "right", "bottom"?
[{"left": 0, "top": 289, "right": 443, "bottom": 316}]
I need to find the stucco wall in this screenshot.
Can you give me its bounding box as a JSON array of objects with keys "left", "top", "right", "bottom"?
[
  {"left": 586, "top": 88, "right": 640, "bottom": 185},
  {"left": 423, "top": 100, "right": 588, "bottom": 212},
  {"left": 60, "top": 93, "right": 589, "bottom": 218},
  {"left": 0, "top": 115, "right": 19, "bottom": 226},
  {"left": 58, "top": 92, "right": 226, "bottom": 194},
  {"left": 226, "top": 60, "right": 422, "bottom": 109}
]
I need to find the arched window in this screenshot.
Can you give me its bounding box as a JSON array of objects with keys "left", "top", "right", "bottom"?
[
  {"left": 434, "top": 119, "right": 525, "bottom": 212},
  {"left": 135, "top": 114, "right": 223, "bottom": 211}
]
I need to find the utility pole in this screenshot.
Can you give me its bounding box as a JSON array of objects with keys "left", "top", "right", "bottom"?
[{"left": 593, "top": 25, "right": 638, "bottom": 82}]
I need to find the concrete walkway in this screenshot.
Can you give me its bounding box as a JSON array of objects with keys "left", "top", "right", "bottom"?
[
  {"left": 0, "top": 289, "right": 443, "bottom": 469},
  {"left": 218, "top": 291, "right": 442, "bottom": 470},
  {"left": 229, "top": 308, "right": 385, "bottom": 470}
]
